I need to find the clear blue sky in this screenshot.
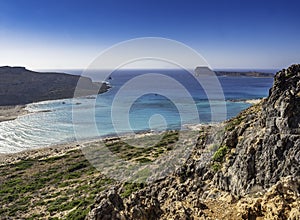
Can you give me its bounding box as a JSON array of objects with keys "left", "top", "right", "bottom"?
[{"left": 0, "top": 0, "right": 299, "bottom": 69}]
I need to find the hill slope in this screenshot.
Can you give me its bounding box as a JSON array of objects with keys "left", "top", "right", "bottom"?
[{"left": 0, "top": 66, "right": 110, "bottom": 106}]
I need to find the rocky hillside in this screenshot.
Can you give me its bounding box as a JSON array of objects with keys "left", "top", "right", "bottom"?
[
  {"left": 0, "top": 66, "right": 110, "bottom": 106},
  {"left": 213, "top": 64, "right": 300, "bottom": 197},
  {"left": 87, "top": 65, "right": 299, "bottom": 220}
]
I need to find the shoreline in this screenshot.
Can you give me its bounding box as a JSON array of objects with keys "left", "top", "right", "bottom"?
[
  {"left": 0, "top": 105, "right": 29, "bottom": 122},
  {"left": 0, "top": 142, "right": 81, "bottom": 165},
  {"left": 0, "top": 98, "right": 263, "bottom": 124},
  {"left": 0, "top": 123, "right": 216, "bottom": 166},
  {"left": 0, "top": 98, "right": 261, "bottom": 162},
  {"left": 228, "top": 98, "right": 263, "bottom": 105}
]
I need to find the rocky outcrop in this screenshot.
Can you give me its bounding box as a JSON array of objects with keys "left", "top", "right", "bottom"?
[
  {"left": 237, "top": 176, "right": 300, "bottom": 220},
  {"left": 87, "top": 65, "right": 300, "bottom": 219},
  {"left": 0, "top": 66, "right": 110, "bottom": 106},
  {"left": 87, "top": 187, "right": 125, "bottom": 220},
  {"left": 215, "top": 64, "right": 300, "bottom": 196}
]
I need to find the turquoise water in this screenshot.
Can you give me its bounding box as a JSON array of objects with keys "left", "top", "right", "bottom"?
[{"left": 0, "top": 70, "right": 274, "bottom": 153}]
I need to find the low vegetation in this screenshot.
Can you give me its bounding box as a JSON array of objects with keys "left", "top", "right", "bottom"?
[
  {"left": 210, "top": 145, "right": 229, "bottom": 172},
  {"left": 104, "top": 130, "right": 179, "bottom": 163},
  {"left": 225, "top": 115, "right": 245, "bottom": 131},
  {"left": 0, "top": 131, "right": 180, "bottom": 219},
  {"left": 212, "top": 145, "right": 229, "bottom": 162},
  {"left": 225, "top": 100, "right": 263, "bottom": 132},
  {"left": 0, "top": 149, "right": 114, "bottom": 219},
  {"left": 211, "top": 162, "right": 222, "bottom": 172},
  {"left": 120, "top": 182, "right": 145, "bottom": 198}
]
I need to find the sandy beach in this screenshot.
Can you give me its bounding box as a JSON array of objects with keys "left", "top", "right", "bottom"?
[
  {"left": 0, "top": 142, "right": 82, "bottom": 165},
  {"left": 0, "top": 105, "right": 28, "bottom": 122},
  {"left": 0, "top": 126, "right": 197, "bottom": 166},
  {"left": 244, "top": 98, "right": 263, "bottom": 104},
  {"left": 228, "top": 98, "right": 263, "bottom": 105}
]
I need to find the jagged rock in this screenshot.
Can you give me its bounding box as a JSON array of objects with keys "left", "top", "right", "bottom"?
[
  {"left": 87, "top": 187, "right": 124, "bottom": 220},
  {"left": 237, "top": 176, "right": 300, "bottom": 220},
  {"left": 216, "top": 64, "right": 300, "bottom": 196}
]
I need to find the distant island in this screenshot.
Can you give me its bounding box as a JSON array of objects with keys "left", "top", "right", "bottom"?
[
  {"left": 0, "top": 66, "right": 110, "bottom": 106},
  {"left": 195, "top": 66, "right": 274, "bottom": 77}
]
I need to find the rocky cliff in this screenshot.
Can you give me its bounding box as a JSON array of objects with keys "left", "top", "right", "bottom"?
[
  {"left": 0, "top": 66, "right": 110, "bottom": 106},
  {"left": 213, "top": 64, "right": 300, "bottom": 197},
  {"left": 87, "top": 65, "right": 299, "bottom": 220}
]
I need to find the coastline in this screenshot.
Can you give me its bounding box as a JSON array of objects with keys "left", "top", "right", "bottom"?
[
  {"left": 0, "top": 142, "right": 81, "bottom": 165},
  {"left": 0, "top": 98, "right": 262, "bottom": 161},
  {"left": 0, "top": 98, "right": 263, "bottom": 124},
  {"left": 244, "top": 99, "right": 263, "bottom": 104},
  {"left": 0, "top": 105, "right": 28, "bottom": 123},
  {"left": 228, "top": 98, "right": 263, "bottom": 105},
  {"left": 0, "top": 123, "right": 213, "bottom": 166}
]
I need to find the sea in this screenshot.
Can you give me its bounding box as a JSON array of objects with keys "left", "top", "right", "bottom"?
[{"left": 0, "top": 69, "right": 275, "bottom": 153}]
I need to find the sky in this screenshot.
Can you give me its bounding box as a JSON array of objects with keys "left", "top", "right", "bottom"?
[{"left": 0, "top": 0, "right": 300, "bottom": 70}]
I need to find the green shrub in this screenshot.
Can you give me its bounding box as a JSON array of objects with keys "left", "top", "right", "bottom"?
[
  {"left": 14, "top": 159, "right": 34, "bottom": 170},
  {"left": 66, "top": 207, "right": 90, "bottom": 220},
  {"left": 211, "top": 162, "right": 222, "bottom": 172},
  {"left": 67, "top": 162, "right": 88, "bottom": 172},
  {"left": 121, "top": 182, "right": 144, "bottom": 198},
  {"left": 225, "top": 116, "right": 244, "bottom": 131},
  {"left": 43, "top": 154, "right": 69, "bottom": 163},
  {"left": 136, "top": 157, "right": 152, "bottom": 163},
  {"left": 212, "top": 145, "right": 228, "bottom": 162}
]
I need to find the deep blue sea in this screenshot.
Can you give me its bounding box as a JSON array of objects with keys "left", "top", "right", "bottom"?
[{"left": 0, "top": 69, "right": 274, "bottom": 153}]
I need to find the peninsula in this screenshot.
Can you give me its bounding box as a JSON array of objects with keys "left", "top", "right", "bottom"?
[
  {"left": 0, "top": 66, "right": 110, "bottom": 106},
  {"left": 195, "top": 66, "right": 274, "bottom": 77}
]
